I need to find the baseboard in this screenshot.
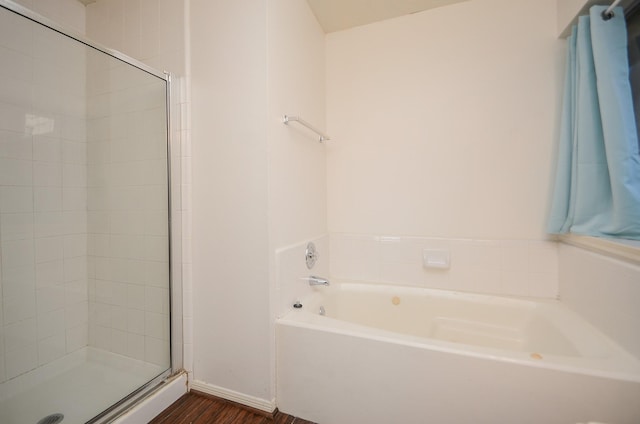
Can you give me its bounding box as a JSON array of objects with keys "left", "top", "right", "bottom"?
[{"left": 189, "top": 380, "right": 276, "bottom": 414}]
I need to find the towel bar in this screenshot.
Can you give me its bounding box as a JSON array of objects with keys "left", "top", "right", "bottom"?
[{"left": 283, "top": 115, "right": 330, "bottom": 143}]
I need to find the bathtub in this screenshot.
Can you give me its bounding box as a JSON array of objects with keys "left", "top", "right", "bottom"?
[{"left": 276, "top": 282, "right": 640, "bottom": 424}]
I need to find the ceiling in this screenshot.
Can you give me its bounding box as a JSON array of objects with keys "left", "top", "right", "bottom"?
[
  {"left": 78, "top": 0, "right": 469, "bottom": 33},
  {"left": 306, "top": 0, "right": 470, "bottom": 33}
]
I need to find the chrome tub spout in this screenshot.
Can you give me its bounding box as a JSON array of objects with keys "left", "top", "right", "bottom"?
[{"left": 305, "top": 275, "right": 330, "bottom": 286}]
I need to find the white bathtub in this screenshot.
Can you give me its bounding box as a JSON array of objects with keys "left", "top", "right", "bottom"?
[{"left": 276, "top": 282, "right": 640, "bottom": 424}]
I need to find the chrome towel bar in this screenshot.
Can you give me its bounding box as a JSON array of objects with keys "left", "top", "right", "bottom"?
[{"left": 283, "top": 115, "right": 330, "bottom": 143}]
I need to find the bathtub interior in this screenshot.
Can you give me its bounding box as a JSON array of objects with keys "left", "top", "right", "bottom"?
[
  {"left": 309, "top": 283, "right": 581, "bottom": 356},
  {"left": 286, "top": 281, "right": 640, "bottom": 382}
]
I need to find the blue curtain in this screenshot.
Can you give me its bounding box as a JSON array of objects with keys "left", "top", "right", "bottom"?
[{"left": 548, "top": 6, "right": 640, "bottom": 240}]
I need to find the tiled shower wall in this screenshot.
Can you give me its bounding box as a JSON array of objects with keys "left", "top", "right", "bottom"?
[
  {"left": 86, "top": 0, "right": 191, "bottom": 374},
  {"left": 559, "top": 244, "right": 640, "bottom": 359},
  {"left": 0, "top": 7, "right": 88, "bottom": 382},
  {"left": 330, "top": 234, "right": 558, "bottom": 298},
  {"left": 0, "top": 0, "right": 173, "bottom": 386},
  {"left": 86, "top": 53, "right": 170, "bottom": 366}
]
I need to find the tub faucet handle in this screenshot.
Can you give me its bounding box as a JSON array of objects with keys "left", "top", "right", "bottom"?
[{"left": 303, "top": 275, "right": 330, "bottom": 286}]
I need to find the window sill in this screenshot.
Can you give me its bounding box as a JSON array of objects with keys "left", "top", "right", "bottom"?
[{"left": 559, "top": 234, "right": 640, "bottom": 265}]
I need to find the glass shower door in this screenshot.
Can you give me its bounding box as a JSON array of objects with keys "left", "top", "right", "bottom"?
[{"left": 0, "top": 2, "right": 172, "bottom": 423}]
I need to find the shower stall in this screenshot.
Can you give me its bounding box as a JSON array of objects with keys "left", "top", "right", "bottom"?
[{"left": 0, "top": 1, "right": 178, "bottom": 423}]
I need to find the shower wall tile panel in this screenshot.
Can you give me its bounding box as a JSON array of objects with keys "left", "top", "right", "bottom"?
[
  {"left": 85, "top": 55, "right": 170, "bottom": 367},
  {"left": 0, "top": 4, "right": 88, "bottom": 384},
  {"left": 330, "top": 233, "right": 559, "bottom": 299},
  {"left": 87, "top": 0, "right": 191, "bottom": 373},
  {"left": 559, "top": 244, "right": 640, "bottom": 359},
  {"left": 11, "top": 0, "right": 86, "bottom": 34}
]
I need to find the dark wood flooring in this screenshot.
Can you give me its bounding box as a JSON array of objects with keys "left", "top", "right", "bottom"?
[{"left": 149, "top": 391, "right": 316, "bottom": 424}]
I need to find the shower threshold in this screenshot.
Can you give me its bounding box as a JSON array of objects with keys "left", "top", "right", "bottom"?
[{"left": 0, "top": 347, "right": 166, "bottom": 424}]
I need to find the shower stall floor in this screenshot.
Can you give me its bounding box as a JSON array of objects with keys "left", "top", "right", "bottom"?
[{"left": 0, "top": 347, "right": 166, "bottom": 424}]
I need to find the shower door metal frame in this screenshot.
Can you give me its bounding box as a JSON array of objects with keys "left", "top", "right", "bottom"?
[{"left": 0, "top": 1, "right": 183, "bottom": 422}]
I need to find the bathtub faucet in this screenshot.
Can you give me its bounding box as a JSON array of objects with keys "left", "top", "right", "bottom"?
[{"left": 304, "top": 275, "right": 330, "bottom": 286}]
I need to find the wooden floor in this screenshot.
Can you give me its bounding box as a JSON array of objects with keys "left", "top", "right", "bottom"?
[{"left": 149, "top": 392, "right": 316, "bottom": 424}]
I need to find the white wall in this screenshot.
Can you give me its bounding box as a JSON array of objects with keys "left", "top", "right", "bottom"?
[
  {"left": 266, "top": 0, "right": 327, "bottom": 397},
  {"left": 557, "top": 0, "right": 590, "bottom": 36},
  {"left": 188, "top": 0, "right": 327, "bottom": 404},
  {"left": 190, "top": 0, "right": 271, "bottom": 403},
  {"left": 86, "top": 0, "right": 187, "bottom": 76},
  {"left": 190, "top": 0, "right": 326, "bottom": 405},
  {"left": 267, "top": 0, "right": 327, "bottom": 251},
  {"left": 326, "top": 0, "right": 563, "bottom": 241}
]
